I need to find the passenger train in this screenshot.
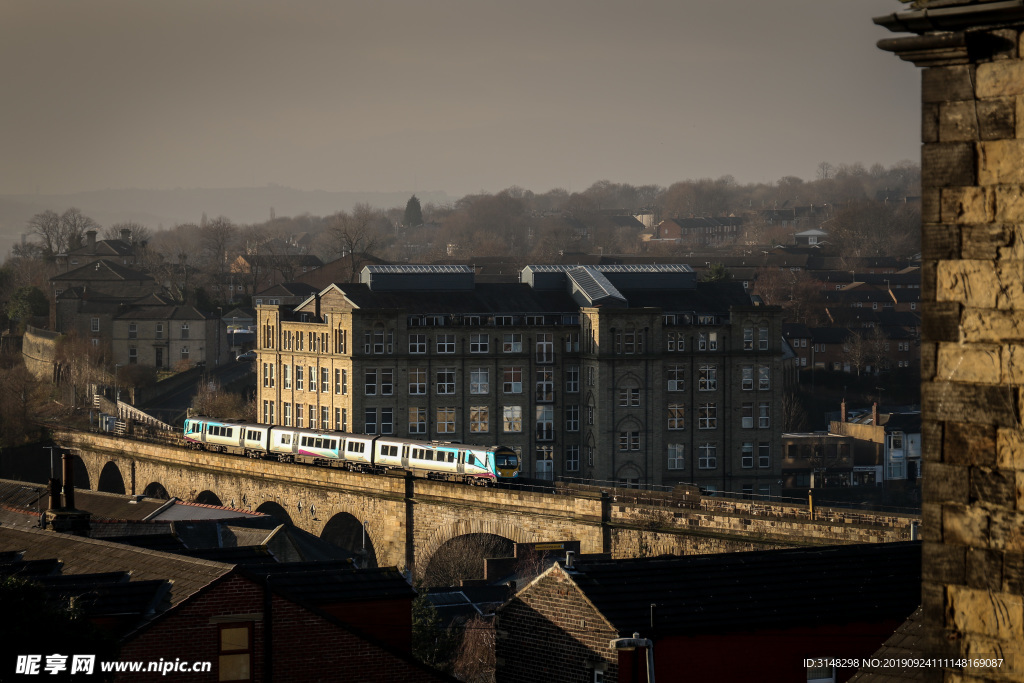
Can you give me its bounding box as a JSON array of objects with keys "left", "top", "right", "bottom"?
[{"left": 182, "top": 416, "right": 521, "bottom": 484}]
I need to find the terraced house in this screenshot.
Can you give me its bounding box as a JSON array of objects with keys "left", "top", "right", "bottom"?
[{"left": 255, "top": 264, "right": 788, "bottom": 494}]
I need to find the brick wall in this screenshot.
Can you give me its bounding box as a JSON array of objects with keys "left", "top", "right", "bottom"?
[{"left": 495, "top": 566, "right": 618, "bottom": 683}]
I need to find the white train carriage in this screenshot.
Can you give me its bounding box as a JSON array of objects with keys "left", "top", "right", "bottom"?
[
  {"left": 342, "top": 434, "right": 376, "bottom": 470},
  {"left": 183, "top": 417, "right": 247, "bottom": 453},
  {"left": 241, "top": 425, "right": 272, "bottom": 458}
]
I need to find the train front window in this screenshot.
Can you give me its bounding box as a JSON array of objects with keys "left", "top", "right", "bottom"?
[{"left": 497, "top": 453, "right": 519, "bottom": 468}]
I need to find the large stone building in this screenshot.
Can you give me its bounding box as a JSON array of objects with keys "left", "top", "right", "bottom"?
[{"left": 255, "top": 264, "right": 788, "bottom": 493}]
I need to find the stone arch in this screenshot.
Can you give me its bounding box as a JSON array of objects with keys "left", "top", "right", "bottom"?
[
  {"left": 255, "top": 501, "right": 294, "bottom": 526},
  {"left": 417, "top": 517, "right": 533, "bottom": 579},
  {"left": 193, "top": 490, "right": 222, "bottom": 507},
  {"left": 142, "top": 481, "right": 170, "bottom": 500},
  {"left": 97, "top": 462, "right": 126, "bottom": 495},
  {"left": 422, "top": 532, "right": 515, "bottom": 587},
  {"left": 320, "top": 512, "right": 377, "bottom": 568},
  {"left": 71, "top": 455, "right": 90, "bottom": 492},
  {"left": 616, "top": 462, "right": 643, "bottom": 484}
]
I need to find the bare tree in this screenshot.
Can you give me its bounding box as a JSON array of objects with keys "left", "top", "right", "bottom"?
[
  {"left": 451, "top": 615, "right": 495, "bottom": 683},
  {"left": 327, "top": 204, "right": 383, "bottom": 282},
  {"left": 201, "top": 217, "right": 238, "bottom": 303},
  {"left": 421, "top": 534, "right": 513, "bottom": 587},
  {"left": 103, "top": 221, "right": 151, "bottom": 244}
]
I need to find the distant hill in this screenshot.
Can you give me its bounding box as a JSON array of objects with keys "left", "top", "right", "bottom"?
[{"left": 0, "top": 185, "right": 452, "bottom": 255}]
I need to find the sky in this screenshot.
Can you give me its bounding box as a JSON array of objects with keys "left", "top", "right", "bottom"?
[{"left": 1, "top": 0, "right": 920, "bottom": 199}]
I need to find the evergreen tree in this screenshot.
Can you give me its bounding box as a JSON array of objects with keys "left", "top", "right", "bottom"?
[{"left": 404, "top": 195, "right": 423, "bottom": 228}]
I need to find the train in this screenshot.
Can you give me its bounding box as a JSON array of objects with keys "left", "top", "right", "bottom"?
[{"left": 182, "top": 416, "right": 521, "bottom": 484}]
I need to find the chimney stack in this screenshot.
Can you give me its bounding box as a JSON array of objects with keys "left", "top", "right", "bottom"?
[
  {"left": 120, "top": 228, "right": 132, "bottom": 243},
  {"left": 86, "top": 230, "right": 97, "bottom": 252},
  {"left": 841, "top": 399, "right": 846, "bottom": 424},
  {"left": 43, "top": 451, "right": 90, "bottom": 536},
  {"left": 61, "top": 452, "right": 76, "bottom": 510},
  {"left": 872, "top": 402, "right": 879, "bottom": 425}
]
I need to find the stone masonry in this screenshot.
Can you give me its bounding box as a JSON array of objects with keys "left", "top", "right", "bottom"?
[
  {"left": 876, "top": 4, "right": 1024, "bottom": 680},
  {"left": 54, "top": 430, "right": 915, "bottom": 578}
]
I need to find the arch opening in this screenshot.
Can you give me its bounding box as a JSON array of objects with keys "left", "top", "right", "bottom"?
[
  {"left": 142, "top": 482, "right": 170, "bottom": 500},
  {"left": 255, "top": 501, "right": 294, "bottom": 526},
  {"left": 422, "top": 533, "right": 513, "bottom": 588},
  {"left": 97, "top": 462, "right": 126, "bottom": 495},
  {"left": 71, "top": 456, "right": 90, "bottom": 492},
  {"left": 320, "top": 512, "right": 377, "bottom": 568},
  {"left": 193, "top": 490, "right": 222, "bottom": 507}
]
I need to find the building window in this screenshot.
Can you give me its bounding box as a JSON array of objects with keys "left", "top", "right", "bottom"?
[
  {"left": 759, "top": 401, "right": 770, "bottom": 428},
  {"left": 181, "top": 346, "right": 189, "bottom": 360},
  {"left": 618, "top": 431, "right": 640, "bottom": 451},
  {"left": 698, "top": 331, "right": 717, "bottom": 351},
  {"left": 566, "top": 405, "right": 580, "bottom": 432},
  {"left": 409, "top": 368, "right": 426, "bottom": 395},
  {"left": 156, "top": 323, "right": 164, "bottom": 339},
  {"left": 380, "top": 407, "right": 393, "bottom": 435},
  {"left": 309, "top": 406, "right": 317, "bottom": 430},
  {"left": 536, "top": 406, "right": 554, "bottom": 441},
  {"left": 91, "top": 318, "right": 100, "bottom": 333},
  {"left": 758, "top": 365, "right": 771, "bottom": 390},
  {"left": 218, "top": 623, "right": 252, "bottom": 683},
  {"left": 436, "top": 368, "right": 456, "bottom": 394},
  {"left": 409, "top": 407, "right": 426, "bottom": 434},
  {"left": 503, "top": 367, "right": 523, "bottom": 394},
  {"left": 470, "top": 406, "right": 489, "bottom": 433},
  {"left": 698, "top": 403, "right": 717, "bottom": 430},
  {"left": 437, "top": 407, "right": 455, "bottom": 434},
  {"left": 742, "top": 365, "right": 754, "bottom": 390},
  {"left": 334, "top": 368, "right": 340, "bottom": 394},
  {"left": 667, "top": 444, "right": 685, "bottom": 470},
  {"left": 321, "top": 367, "right": 330, "bottom": 393},
  {"left": 698, "top": 364, "right": 717, "bottom": 391},
  {"left": 503, "top": 333, "right": 522, "bottom": 353},
  {"left": 587, "top": 366, "right": 595, "bottom": 386},
  {"left": 334, "top": 407, "right": 341, "bottom": 431},
  {"left": 742, "top": 402, "right": 754, "bottom": 428},
  {"left": 409, "top": 334, "right": 426, "bottom": 354},
  {"left": 618, "top": 387, "right": 640, "bottom": 407},
  {"left": 666, "top": 331, "right": 684, "bottom": 352},
  {"left": 296, "top": 366, "right": 303, "bottom": 391},
  {"left": 565, "top": 332, "right": 580, "bottom": 352},
  {"left": 503, "top": 406, "right": 522, "bottom": 433},
  {"left": 437, "top": 333, "right": 455, "bottom": 354},
  {"left": 283, "top": 365, "right": 291, "bottom": 390},
  {"left": 128, "top": 322, "right": 137, "bottom": 339},
  {"left": 587, "top": 404, "right": 594, "bottom": 425},
  {"left": 470, "top": 368, "right": 489, "bottom": 394},
  {"left": 365, "top": 369, "right": 377, "bottom": 395},
  {"left": 128, "top": 347, "right": 137, "bottom": 364},
  {"left": 365, "top": 408, "right": 377, "bottom": 434},
  {"left": 668, "top": 404, "right": 685, "bottom": 430},
  {"left": 372, "top": 325, "right": 386, "bottom": 354},
  {"left": 536, "top": 333, "right": 554, "bottom": 363},
  {"left": 742, "top": 442, "right": 754, "bottom": 468},
  {"left": 566, "top": 365, "right": 579, "bottom": 393},
  {"left": 283, "top": 403, "right": 292, "bottom": 426},
  {"left": 470, "top": 333, "right": 489, "bottom": 353},
  {"left": 536, "top": 368, "right": 554, "bottom": 402},
  {"left": 667, "top": 365, "right": 684, "bottom": 391},
  {"left": 296, "top": 404, "right": 304, "bottom": 428},
  {"left": 743, "top": 327, "right": 754, "bottom": 350},
  {"left": 566, "top": 445, "right": 580, "bottom": 472},
  {"left": 308, "top": 365, "right": 317, "bottom": 392},
  {"left": 380, "top": 368, "right": 393, "bottom": 395},
  {"left": 536, "top": 446, "right": 554, "bottom": 481},
  {"left": 180, "top": 322, "right": 189, "bottom": 339},
  {"left": 759, "top": 442, "right": 771, "bottom": 468},
  {"left": 759, "top": 326, "right": 769, "bottom": 350},
  {"left": 699, "top": 443, "right": 717, "bottom": 469}
]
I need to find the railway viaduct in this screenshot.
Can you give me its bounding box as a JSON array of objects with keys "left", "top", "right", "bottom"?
[{"left": 52, "top": 429, "right": 917, "bottom": 577}]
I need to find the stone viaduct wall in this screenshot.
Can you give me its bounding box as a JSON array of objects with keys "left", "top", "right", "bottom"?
[{"left": 52, "top": 430, "right": 918, "bottom": 577}]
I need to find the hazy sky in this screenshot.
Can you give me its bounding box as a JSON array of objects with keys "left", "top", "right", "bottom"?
[{"left": 2, "top": 0, "right": 918, "bottom": 198}]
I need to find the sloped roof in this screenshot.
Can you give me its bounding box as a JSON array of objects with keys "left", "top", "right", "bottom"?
[
  {"left": 0, "top": 526, "right": 232, "bottom": 607},
  {"left": 114, "top": 305, "right": 214, "bottom": 321},
  {"left": 51, "top": 259, "right": 154, "bottom": 283},
  {"left": 247, "top": 564, "right": 415, "bottom": 604},
  {"left": 562, "top": 542, "right": 920, "bottom": 636},
  {"left": 327, "top": 282, "right": 579, "bottom": 314}
]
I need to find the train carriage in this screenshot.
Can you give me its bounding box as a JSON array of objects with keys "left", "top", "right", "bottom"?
[{"left": 184, "top": 417, "right": 246, "bottom": 454}]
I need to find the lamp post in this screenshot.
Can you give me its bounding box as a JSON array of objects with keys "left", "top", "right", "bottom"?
[
  {"left": 609, "top": 633, "right": 655, "bottom": 683},
  {"left": 114, "top": 364, "right": 123, "bottom": 402}
]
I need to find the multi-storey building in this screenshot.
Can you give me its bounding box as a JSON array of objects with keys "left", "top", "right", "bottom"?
[{"left": 255, "top": 264, "right": 787, "bottom": 494}]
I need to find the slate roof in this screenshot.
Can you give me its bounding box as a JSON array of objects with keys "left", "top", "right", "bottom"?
[
  {"left": 560, "top": 542, "right": 921, "bottom": 636},
  {"left": 0, "top": 527, "right": 232, "bottom": 607},
  {"left": 255, "top": 282, "right": 319, "bottom": 299},
  {"left": 114, "top": 305, "right": 215, "bottom": 321},
  {"left": 247, "top": 564, "right": 415, "bottom": 604},
  {"left": 327, "top": 282, "right": 580, "bottom": 314},
  {"left": 849, "top": 607, "right": 927, "bottom": 682},
  {"left": 51, "top": 259, "right": 154, "bottom": 283}
]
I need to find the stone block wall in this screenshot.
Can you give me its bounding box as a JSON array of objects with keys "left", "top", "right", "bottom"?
[{"left": 879, "top": 16, "right": 1024, "bottom": 680}]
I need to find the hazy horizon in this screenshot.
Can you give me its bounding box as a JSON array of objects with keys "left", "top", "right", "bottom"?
[{"left": 3, "top": 1, "right": 918, "bottom": 199}]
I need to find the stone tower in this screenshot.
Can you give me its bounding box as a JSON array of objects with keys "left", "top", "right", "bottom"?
[{"left": 875, "top": 2, "right": 1024, "bottom": 680}]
